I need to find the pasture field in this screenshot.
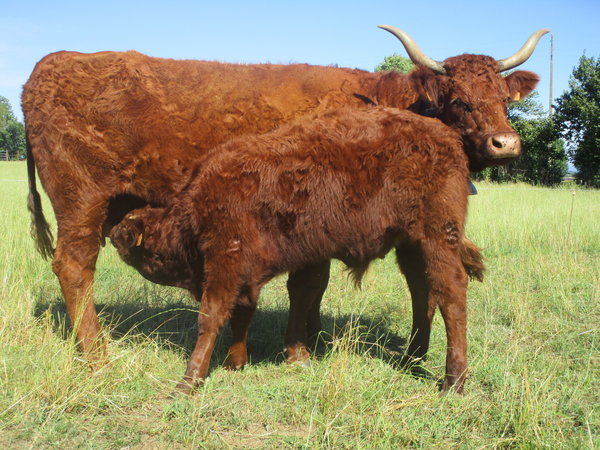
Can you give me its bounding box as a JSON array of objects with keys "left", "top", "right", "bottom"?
[{"left": 0, "top": 161, "right": 598, "bottom": 448}]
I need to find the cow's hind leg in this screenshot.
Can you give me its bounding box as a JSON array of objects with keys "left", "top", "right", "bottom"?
[
  {"left": 52, "top": 221, "right": 105, "bottom": 361},
  {"left": 285, "top": 260, "right": 330, "bottom": 363}
]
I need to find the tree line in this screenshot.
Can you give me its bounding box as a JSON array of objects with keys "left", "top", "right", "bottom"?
[
  {"left": 2, "top": 53, "right": 598, "bottom": 187},
  {"left": 0, "top": 97, "right": 26, "bottom": 160}
]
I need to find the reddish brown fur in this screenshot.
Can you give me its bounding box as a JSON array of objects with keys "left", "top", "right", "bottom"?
[
  {"left": 111, "top": 107, "right": 472, "bottom": 392},
  {"left": 22, "top": 49, "right": 535, "bottom": 363}
]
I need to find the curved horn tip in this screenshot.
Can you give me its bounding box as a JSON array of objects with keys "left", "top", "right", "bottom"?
[
  {"left": 498, "top": 28, "right": 551, "bottom": 72},
  {"left": 377, "top": 24, "right": 446, "bottom": 75}
]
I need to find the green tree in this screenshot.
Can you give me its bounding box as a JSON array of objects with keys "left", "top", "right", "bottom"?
[
  {"left": 508, "top": 117, "right": 567, "bottom": 185},
  {"left": 554, "top": 55, "right": 600, "bottom": 187},
  {"left": 508, "top": 90, "right": 545, "bottom": 121},
  {"left": 374, "top": 54, "right": 415, "bottom": 73},
  {"left": 500, "top": 91, "right": 567, "bottom": 186},
  {"left": 0, "top": 96, "right": 26, "bottom": 160}
]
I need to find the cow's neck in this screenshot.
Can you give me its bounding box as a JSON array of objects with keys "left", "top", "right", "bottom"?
[{"left": 369, "top": 70, "right": 420, "bottom": 109}]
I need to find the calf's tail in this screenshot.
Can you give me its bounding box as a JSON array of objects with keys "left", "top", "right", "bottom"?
[
  {"left": 26, "top": 134, "right": 54, "bottom": 259},
  {"left": 460, "top": 237, "right": 485, "bottom": 282}
]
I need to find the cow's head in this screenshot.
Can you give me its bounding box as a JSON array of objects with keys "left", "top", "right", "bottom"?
[{"left": 380, "top": 26, "right": 548, "bottom": 171}]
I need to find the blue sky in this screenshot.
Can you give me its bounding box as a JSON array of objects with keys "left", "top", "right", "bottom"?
[{"left": 1, "top": 1, "right": 598, "bottom": 121}]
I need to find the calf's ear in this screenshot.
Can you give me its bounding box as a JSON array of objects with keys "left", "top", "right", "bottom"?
[{"left": 504, "top": 70, "right": 540, "bottom": 102}]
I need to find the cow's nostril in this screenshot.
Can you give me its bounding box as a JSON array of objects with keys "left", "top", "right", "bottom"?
[
  {"left": 486, "top": 133, "right": 521, "bottom": 159},
  {"left": 491, "top": 137, "right": 504, "bottom": 149}
]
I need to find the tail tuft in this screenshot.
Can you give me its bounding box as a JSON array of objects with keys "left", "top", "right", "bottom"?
[
  {"left": 460, "top": 238, "right": 485, "bottom": 282},
  {"left": 26, "top": 135, "right": 54, "bottom": 260},
  {"left": 347, "top": 262, "right": 371, "bottom": 289}
]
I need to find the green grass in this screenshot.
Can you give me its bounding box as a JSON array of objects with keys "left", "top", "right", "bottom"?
[{"left": 1, "top": 161, "right": 598, "bottom": 448}]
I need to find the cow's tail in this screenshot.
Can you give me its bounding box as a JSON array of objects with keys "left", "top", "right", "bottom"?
[
  {"left": 26, "top": 133, "right": 54, "bottom": 260},
  {"left": 460, "top": 237, "right": 485, "bottom": 282}
]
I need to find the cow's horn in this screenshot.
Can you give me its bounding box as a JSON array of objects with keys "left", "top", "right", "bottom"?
[
  {"left": 497, "top": 29, "right": 550, "bottom": 72},
  {"left": 378, "top": 25, "right": 446, "bottom": 75}
]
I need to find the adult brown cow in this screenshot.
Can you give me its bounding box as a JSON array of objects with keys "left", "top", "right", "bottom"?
[
  {"left": 23, "top": 26, "right": 547, "bottom": 362},
  {"left": 110, "top": 106, "right": 475, "bottom": 392}
]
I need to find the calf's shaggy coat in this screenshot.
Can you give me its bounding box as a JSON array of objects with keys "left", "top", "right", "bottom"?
[{"left": 111, "top": 107, "right": 477, "bottom": 392}]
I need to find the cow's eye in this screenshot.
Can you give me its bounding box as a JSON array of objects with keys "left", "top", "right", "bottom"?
[{"left": 450, "top": 98, "right": 471, "bottom": 111}]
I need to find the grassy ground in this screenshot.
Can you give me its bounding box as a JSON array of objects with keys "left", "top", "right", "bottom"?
[{"left": 0, "top": 161, "right": 598, "bottom": 448}]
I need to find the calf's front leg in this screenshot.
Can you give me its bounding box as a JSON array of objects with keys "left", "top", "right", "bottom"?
[
  {"left": 176, "top": 284, "right": 239, "bottom": 393},
  {"left": 421, "top": 240, "right": 469, "bottom": 392}
]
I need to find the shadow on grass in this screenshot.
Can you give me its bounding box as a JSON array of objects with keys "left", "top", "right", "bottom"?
[{"left": 33, "top": 295, "right": 435, "bottom": 381}]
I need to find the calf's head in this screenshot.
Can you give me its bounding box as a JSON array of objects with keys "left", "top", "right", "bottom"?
[
  {"left": 380, "top": 26, "right": 548, "bottom": 171},
  {"left": 109, "top": 207, "right": 167, "bottom": 263},
  {"left": 110, "top": 211, "right": 147, "bottom": 258}
]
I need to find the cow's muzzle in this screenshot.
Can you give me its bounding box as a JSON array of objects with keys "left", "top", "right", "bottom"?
[{"left": 486, "top": 133, "right": 522, "bottom": 160}]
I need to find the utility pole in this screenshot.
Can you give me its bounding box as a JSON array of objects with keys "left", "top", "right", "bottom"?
[{"left": 549, "top": 33, "right": 554, "bottom": 117}]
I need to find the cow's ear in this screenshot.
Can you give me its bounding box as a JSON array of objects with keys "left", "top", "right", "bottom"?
[
  {"left": 505, "top": 70, "right": 540, "bottom": 102},
  {"left": 411, "top": 68, "right": 445, "bottom": 111}
]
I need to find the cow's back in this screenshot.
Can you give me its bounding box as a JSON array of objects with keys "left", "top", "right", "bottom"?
[{"left": 22, "top": 51, "right": 373, "bottom": 213}]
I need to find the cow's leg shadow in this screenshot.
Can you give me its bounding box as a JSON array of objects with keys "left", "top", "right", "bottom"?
[
  {"left": 33, "top": 296, "right": 200, "bottom": 353},
  {"left": 33, "top": 295, "right": 432, "bottom": 382}
]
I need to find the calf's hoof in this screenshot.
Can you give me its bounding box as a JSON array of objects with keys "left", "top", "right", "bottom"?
[
  {"left": 175, "top": 381, "right": 194, "bottom": 395},
  {"left": 290, "top": 359, "right": 311, "bottom": 368},
  {"left": 175, "top": 373, "right": 205, "bottom": 395},
  {"left": 81, "top": 339, "right": 109, "bottom": 369},
  {"left": 286, "top": 344, "right": 311, "bottom": 365},
  {"left": 223, "top": 355, "right": 247, "bottom": 371},
  {"left": 440, "top": 375, "right": 466, "bottom": 394}
]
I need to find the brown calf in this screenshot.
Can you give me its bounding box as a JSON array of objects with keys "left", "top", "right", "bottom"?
[{"left": 111, "top": 106, "right": 477, "bottom": 393}]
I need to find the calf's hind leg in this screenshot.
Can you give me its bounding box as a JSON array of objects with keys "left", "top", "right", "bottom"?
[
  {"left": 223, "top": 292, "right": 258, "bottom": 371},
  {"left": 421, "top": 240, "right": 468, "bottom": 392},
  {"left": 285, "top": 260, "right": 330, "bottom": 363},
  {"left": 395, "top": 243, "right": 436, "bottom": 368}
]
